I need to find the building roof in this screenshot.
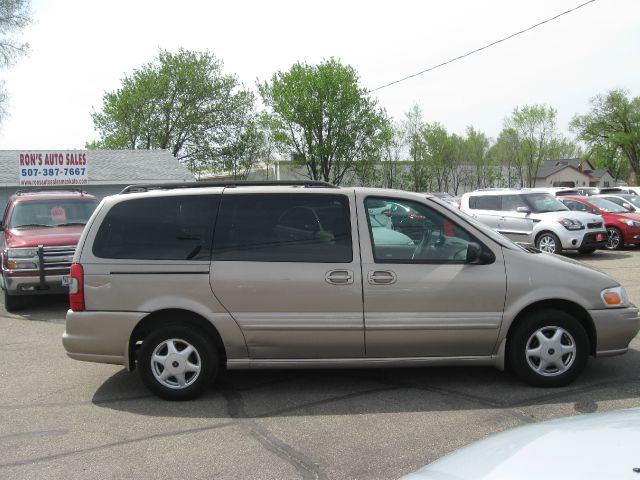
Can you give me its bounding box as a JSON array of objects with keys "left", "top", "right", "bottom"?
[
  {"left": 0, "top": 149, "right": 195, "bottom": 186},
  {"left": 535, "top": 161, "right": 594, "bottom": 180},
  {"left": 590, "top": 168, "right": 613, "bottom": 179}
]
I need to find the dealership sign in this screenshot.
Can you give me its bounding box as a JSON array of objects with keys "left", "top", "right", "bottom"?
[{"left": 18, "top": 151, "right": 89, "bottom": 186}]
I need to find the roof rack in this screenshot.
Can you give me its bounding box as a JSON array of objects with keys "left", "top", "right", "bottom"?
[
  {"left": 120, "top": 180, "right": 338, "bottom": 194},
  {"left": 14, "top": 188, "right": 87, "bottom": 196}
]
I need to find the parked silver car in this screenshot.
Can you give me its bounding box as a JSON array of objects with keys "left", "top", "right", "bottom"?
[
  {"left": 460, "top": 190, "right": 607, "bottom": 254},
  {"left": 63, "top": 181, "right": 639, "bottom": 400},
  {"left": 402, "top": 407, "right": 640, "bottom": 480}
]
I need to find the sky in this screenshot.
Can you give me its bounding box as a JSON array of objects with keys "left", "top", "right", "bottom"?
[{"left": 0, "top": 0, "right": 638, "bottom": 150}]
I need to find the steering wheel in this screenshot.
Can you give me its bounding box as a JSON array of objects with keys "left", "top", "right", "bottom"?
[{"left": 411, "top": 228, "right": 432, "bottom": 260}]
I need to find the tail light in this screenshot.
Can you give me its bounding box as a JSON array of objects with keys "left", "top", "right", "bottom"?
[{"left": 69, "top": 263, "right": 85, "bottom": 311}]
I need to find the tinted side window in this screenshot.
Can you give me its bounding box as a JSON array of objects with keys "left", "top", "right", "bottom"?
[
  {"left": 213, "top": 194, "right": 352, "bottom": 263},
  {"left": 93, "top": 195, "right": 219, "bottom": 261},
  {"left": 468, "top": 195, "right": 500, "bottom": 210}
]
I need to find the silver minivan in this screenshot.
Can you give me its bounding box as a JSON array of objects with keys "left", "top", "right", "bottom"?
[{"left": 63, "top": 182, "right": 640, "bottom": 400}]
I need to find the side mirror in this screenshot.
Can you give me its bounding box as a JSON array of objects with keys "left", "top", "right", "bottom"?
[
  {"left": 516, "top": 206, "right": 531, "bottom": 214},
  {"left": 466, "top": 242, "right": 494, "bottom": 264}
]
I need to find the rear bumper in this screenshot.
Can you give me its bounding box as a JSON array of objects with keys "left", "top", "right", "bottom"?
[
  {"left": 589, "top": 306, "right": 640, "bottom": 355},
  {"left": 63, "top": 310, "right": 146, "bottom": 368}
]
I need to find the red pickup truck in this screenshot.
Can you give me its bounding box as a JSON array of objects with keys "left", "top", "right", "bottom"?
[{"left": 0, "top": 190, "right": 98, "bottom": 311}]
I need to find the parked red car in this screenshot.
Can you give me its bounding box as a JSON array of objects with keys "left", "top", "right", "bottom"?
[
  {"left": 559, "top": 196, "right": 640, "bottom": 250},
  {"left": 0, "top": 189, "right": 98, "bottom": 311}
]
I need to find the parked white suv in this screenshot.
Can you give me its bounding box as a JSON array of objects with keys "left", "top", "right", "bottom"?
[{"left": 460, "top": 190, "right": 607, "bottom": 254}]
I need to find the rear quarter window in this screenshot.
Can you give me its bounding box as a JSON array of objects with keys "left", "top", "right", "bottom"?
[
  {"left": 92, "top": 195, "right": 220, "bottom": 261},
  {"left": 468, "top": 195, "right": 500, "bottom": 210}
]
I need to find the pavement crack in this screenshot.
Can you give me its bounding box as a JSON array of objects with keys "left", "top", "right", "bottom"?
[
  {"left": 0, "top": 422, "right": 234, "bottom": 470},
  {"left": 221, "top": 386, "right": 328, "bottom": 480}
]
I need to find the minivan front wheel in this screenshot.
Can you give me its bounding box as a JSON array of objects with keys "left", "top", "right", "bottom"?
[
  {"left": 536, "top": 232, "right": 562, "bottom": 254},
  {"left": 139, "top": 325, "right": 218, "bottom": 400},
  {"left": 508, "top": 309, "right": 588, "bottom": 387}
]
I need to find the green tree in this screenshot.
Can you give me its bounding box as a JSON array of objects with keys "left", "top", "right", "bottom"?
[
  {"left": 571, "top": 89, "right": 640, "bottom": 182},
  {"left": 259, "top": 58, "right": 388, "bottom": 185},
  {"left": 402, "top": 104, "right": 430, "bottom": 191},
  {"left": 89, "top": 49, "right": 255, "bottom": 176},
  {"left": 464, "top": 126, "right": 491, "bottom": 189},
  {"left": 421, "top": 123, "right": 450, "bottom": 192},
  {"left": 505, "top": 105, "right": 559, "bottom": 187},
  {"left": 0, "top": 0, "right": 31, "bottom": 123},
  {"left": 490, "top": 127, "right": 523, "bottom": 187},
  {"left": 379, "top": 121, "right": 408, "bottom": 189}
]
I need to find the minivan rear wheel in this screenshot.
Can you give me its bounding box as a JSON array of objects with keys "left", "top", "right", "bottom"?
[
  {"left": 536, "top": 232, "right": 562, "bottom": 254},
  {"left": 508, "top": 309, "right": 588, "bottom": 387},
  {"left": 139, "top": 325, "right": 218, "bottom": 400}
]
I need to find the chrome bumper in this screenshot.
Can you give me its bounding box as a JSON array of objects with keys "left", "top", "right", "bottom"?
[{"left": 3, "top": 273, "right": 69, "bottom": 296}]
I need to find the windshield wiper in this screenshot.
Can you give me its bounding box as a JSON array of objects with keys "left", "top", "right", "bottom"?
[
  {"left": 13, "top": 223, "right": 53, "bottom": 228},
  {"left": 54, "top": 222, "right": 87, "bottom": 227}
]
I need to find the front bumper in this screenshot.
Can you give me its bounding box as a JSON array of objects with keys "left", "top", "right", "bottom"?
[
  {"left": 63, "top": 310, "right": 146, "bottom": 368},
  {"left": 2, "top": 273, "right": 69, "bottom": 296},
  {"left": 559, "top": 230, "right": 607, "bottom": 250},
  {"left": 589, "top": 306, "right": 640, "bottom": 356}
]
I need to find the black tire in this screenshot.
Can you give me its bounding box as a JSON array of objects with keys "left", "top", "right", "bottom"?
[
  {"left": 138, "top": 324, "right": 218, "bottom": 401},
  {"left": 4, "top": 289, "right": 25, "bottom": 312},
  {"left": 605, "top": 226, "right": 623, "bottom": 250},
  {"left": 578, "top": 248, "right": 596, "bottom": 254},
  {"left": 535, "top": 232, "right": 562, "bottom": 254},
  {"left": 507, "top": 309, "right": 589, "bottom": 387}
]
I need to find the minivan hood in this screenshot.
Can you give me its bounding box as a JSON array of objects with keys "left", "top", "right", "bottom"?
[{"left": 4, "top": 225, "right": 85, "bottom": 248}]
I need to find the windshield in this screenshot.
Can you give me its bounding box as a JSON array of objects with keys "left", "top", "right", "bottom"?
[
  {"left": 426, "top": 197, "right": 522, "bottom": 251},
  {"left": 620, "top": 195, "right": 640, "bottom": 208},
  {"left": 589, "top": 198, "right": 628, "bottom": 213},
  {"left": 523, "top": 193, "right": 569, "bottom": 213},
  {"left": 8, "top": 199, "right": 98, "bottom": 228}
]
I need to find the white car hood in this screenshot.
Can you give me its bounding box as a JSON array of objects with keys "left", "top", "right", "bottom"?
[
  {"left": 402, "top": 408, "right": 640, "bottom": 480},
  {"left": 533, "top": 210, "right": 602, "bottom": 224}
]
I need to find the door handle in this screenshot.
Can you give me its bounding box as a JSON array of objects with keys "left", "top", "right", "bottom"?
[
  {"left": 325, "top": 270, "right": 354, "bottom": 285},
  {"left": 368, "top": 270, "right": 397, "bottom": 285}
]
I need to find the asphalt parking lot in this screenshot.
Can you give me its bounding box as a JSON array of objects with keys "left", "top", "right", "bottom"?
[{"left": 1, "top": 249, "right": 639, "bottom": 480}]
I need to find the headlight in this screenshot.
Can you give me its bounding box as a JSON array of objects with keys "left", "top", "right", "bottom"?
[
  {"left": 557, "top": 218, "right": 585, "bottom": 230},
  {"left": 600, "top": 286, "right": 629, "bottom": 308},
  {"left": 3, "top": 247, "right": 39, "bottom": 271},
  {"left": 7, "top": 247, "right": 38, "bottom": 258},
  {"left": 620, "top": 219, "right": 640, "bottom": 227}
]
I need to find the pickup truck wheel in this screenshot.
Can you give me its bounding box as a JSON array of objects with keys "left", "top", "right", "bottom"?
[
  {"left": 3, "top": 289, "right": 25, "bottom": 312},
  {"left": 508, "top": 309, "right": 588, "bottom": 387},
  {"left": 536, "top": 232, "right": 562, "bottom": 254},
  {"left": 139, "top": 324, "right": 217, "bottom": 401}
]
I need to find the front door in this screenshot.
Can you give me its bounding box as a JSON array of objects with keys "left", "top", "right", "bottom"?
[
  {"left": 360, "top": 194, "right": 506, "bottom": 358},
  {"left": 210, "top": 190, "right": 364, "bottom": 359}
]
